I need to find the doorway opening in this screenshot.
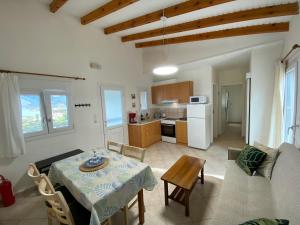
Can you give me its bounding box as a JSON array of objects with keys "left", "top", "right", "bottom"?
[{"left": 220, "top": 84, "right": 243, "bottom": 138}]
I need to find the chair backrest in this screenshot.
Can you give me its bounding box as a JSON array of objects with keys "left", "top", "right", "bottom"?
[
  {"left": 122, "top": 145, "right": 145, "bottom": 162},
  {"left": 107, "top": 141, "right": 123, "bottom": 154},
  {"left": 39, "top": 174, "right": 75, "bottom": 225},
  {"left": 27, "top": 163, "right": 42, "bottom": 186}
]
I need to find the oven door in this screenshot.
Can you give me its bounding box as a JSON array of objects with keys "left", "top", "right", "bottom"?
[{"left": 161, "top": 124, "right": 176, "bottom": 138}]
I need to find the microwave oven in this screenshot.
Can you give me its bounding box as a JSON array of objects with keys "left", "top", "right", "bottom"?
[{"left": 189, "top": 96, "right": 208, "bottom": 104}]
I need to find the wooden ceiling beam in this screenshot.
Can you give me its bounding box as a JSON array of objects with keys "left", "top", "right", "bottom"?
[
  {"left": 123, "top": 3, "right": 298, "bottom": 42},
  {"left": 104, "top": 0, "right": 234, "bottom": 34},
  {"left": 50, "top": 0, "right": 69, "bottom": 13},
  {"left": 81, "top": 0, "right": 139, "bottom": 25},
  {"left": 135, "top": 22, "right": 289, "bottom": 48}
]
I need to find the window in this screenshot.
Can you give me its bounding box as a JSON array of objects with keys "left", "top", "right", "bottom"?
[
  {"left": 51, "top": 95, "right": 69, "bottom": 129},
  {"left": 20, "top": 90, "right": 73, "bottom": 138},
  {"left": 103, "top": 89, "right": 124, "bottom": 128},
  {"left": 20, "top": 94, "right": 46, "bottom": 136},
  {"left": 140, "top": 91, "right": 148, "bottom": 111},
  {"left": 283, "top": 66, "right": 297, "bottom": 144}
]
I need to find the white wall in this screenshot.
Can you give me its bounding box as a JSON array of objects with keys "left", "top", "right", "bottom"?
[
  {"left": 250, "top": 43, "right": 283, "bottom": 145},
  {"left": 176, "top": 66, "right": 213, "bottom": 103},
  {"left": 0, "top": 0, "right": 151, "bottom": 192},
  {"left": 283, "top": 14, "right": 300, "bottom": 57}
]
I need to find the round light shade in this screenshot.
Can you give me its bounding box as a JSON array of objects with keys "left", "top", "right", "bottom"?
[{"left": 153, "top": 65, "right": 178, "bottom": 76}]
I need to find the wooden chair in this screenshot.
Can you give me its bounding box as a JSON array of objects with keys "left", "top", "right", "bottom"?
[
  {"left": 107, "top": 140, "right": 123, "bottom": 154},
  {"left": 27, "top": 163, "right": 76, "bottom": 225},
  {"left": 27, "top": 163, "right": 42, "bottom": 186},
  {"left": 27, "top": 164, "right": 58, "bottom": 225},
  {"left": 38, "top": 174, "right": 111, "bottom": 225},
  {"left": 121, "top": 144, "right": 146, "bottom": 162},
  {"left": 121, "top": 145, "right": 146, "bottom": 225}
]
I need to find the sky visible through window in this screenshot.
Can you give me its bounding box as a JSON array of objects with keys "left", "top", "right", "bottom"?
[
  {"left": 104, "top": 90, "right": 123, "bottom": 127},
  {"left": 51, "top": 95, "right": 69, "bottom": 129},
  {"left": 20, "top": 95, "right": 43, "bottom": 134}
]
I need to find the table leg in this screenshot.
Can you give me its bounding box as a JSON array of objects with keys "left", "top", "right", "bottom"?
[
  {"left": 201, "top": 167, "right": 204, "bottom": 184},
  {"left": 185, "top": 190, "right": 190, "bottom": 217},
  {"left": 164, "top": 181, "right": 169, "bottom": 206},
  {"left": 138, "top": 189, "right": 144, "bottom": 225}
]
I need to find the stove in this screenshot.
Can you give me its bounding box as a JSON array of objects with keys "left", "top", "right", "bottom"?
[{"left": 161, "top": 118, "right": 177, "bottom": 143}]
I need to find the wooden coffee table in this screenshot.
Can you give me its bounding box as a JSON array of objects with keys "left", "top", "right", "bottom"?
[{"left": 161, "top": 155, "right": 206, "bottom": 216}]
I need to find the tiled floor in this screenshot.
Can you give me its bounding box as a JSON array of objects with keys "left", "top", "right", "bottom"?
[{"left": 0, "top": 127, "right": 244, "bottom": 225}]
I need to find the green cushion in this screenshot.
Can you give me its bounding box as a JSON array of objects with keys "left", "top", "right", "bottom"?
[
  {"left": 239, "top": 218, "right": 289, "bottom": 225},
  {"left": 235, "top": 145, "right": 267, "bottom": 175}
]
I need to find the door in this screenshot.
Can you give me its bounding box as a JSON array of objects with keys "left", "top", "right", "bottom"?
[
  {"left": 101, "top": 86, "right": 125, "bottom": 145},
  {"left": 283, "top": 62, "right": 299, "bottom": 145}
]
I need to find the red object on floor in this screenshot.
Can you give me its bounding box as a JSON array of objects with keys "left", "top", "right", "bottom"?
[{"left": 0, "top": 175, "right": 15, "bottom": 207}]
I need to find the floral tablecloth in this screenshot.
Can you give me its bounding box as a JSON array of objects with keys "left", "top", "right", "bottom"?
[{"left": 48, "top": 149, "right": 157, "bottom": 225}]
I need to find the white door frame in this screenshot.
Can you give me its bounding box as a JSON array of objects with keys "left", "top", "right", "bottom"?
[
  {"left": 213, "top": 83, "right": 218, "bottom": 139},
  {"left": 295, "top": 58, "right": 300, "bottom": 148},
  {"left": 99, "top": 84, "right": 126, "bottom": 145}
]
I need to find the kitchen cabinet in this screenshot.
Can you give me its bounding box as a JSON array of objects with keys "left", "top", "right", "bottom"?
[
  {"left": 176, "top": 121, "right": 188, "bottom": 145},
  {"left": 151, "top": 81, "right": 193, "bottom": 104},
  {"left": 128, "top": 120, "right": 161, "bottom": 148}
]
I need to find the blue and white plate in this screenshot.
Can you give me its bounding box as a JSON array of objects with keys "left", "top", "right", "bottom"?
[{"left": 83, "top": 157, "right": 106, "bottom": 168}]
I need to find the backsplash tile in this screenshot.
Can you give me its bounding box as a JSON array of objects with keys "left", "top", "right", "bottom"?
[{"left": 151, "top": 107, "right": 186, "bottom": 118}]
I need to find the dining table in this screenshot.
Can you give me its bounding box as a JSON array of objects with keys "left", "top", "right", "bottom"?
[{"left": 48, "top": 148, "right": 157, "bottom": 225}]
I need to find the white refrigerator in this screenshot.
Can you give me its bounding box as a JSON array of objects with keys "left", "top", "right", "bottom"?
[{"left": 187, "top": 104, "right": 212, "bottom": 150}]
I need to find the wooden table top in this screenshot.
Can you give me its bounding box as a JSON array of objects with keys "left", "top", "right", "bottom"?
[{"left": 161, "top": 155, "right": 206, "bottom": 190}]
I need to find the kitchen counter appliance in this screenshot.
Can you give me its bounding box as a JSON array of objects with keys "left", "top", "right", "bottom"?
[
  {"left": 187, "top": 104, "right": 211, "bottom": 149},
  {"left": 190, "top": 96, "right": 208, "bottom": 104},
  {"left": 161, "top": 118, "right": 177, "bottom": 143}
]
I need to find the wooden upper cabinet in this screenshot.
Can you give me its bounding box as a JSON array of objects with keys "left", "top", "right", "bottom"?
[
  {"left": 151, "top": 81, "right": 193, "bottom": 104},
  {"left": 151, "top": 85, "right": 164, "bottom": 104},
  {"left": 177, "top": 81, "right": 193, "bottom": 103}
]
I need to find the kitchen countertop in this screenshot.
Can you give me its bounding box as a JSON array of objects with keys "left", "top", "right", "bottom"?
[
  {"left": 128, "top": 119, "right": 161, "bottom": 126},
  {"left": 176, "top": 119, "right": 187, "bottom": 122},
  {"left": 128, "top": 118, "right": 187, "bottom": 126}
]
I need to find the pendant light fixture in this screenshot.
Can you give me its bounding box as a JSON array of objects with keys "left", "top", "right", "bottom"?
[{"left": 152, "top": 8, "right": 178, "bottom": 76}]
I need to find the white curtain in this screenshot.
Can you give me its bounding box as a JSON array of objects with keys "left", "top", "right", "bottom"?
[
  {"left": 0, "top": 73, "right": 25, "bottom": 158},
  {"left": 268, "top": 62, "right": 285, "bottom": 148}
]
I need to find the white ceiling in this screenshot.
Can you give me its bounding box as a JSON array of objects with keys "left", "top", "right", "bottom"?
[
  {"left": 40, "top": 0, "right": 298, "bottom": 46},
  {"left": 152, "top": 45, "right": 252, "bottom": 81}
]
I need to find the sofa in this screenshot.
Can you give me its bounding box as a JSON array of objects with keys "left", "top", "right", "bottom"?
[{"left": 212, "top": 143, "right": 300, "bottom": 225}]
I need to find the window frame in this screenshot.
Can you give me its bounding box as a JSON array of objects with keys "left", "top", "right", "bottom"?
[
  {"left": 43, "top": 90, "right": 74, "bottom": 133},
  {"left": 283, "top": 62, "right": 298, "bottom": 143},
  {"left": 139, "top": 90, "right": 149, "bottom": 112},
  {"left": 20, "top": 89, "right": 74, "bottom": 139},
  {"left": 20, "top": 91, "right": 48, "bottom": 138}
]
